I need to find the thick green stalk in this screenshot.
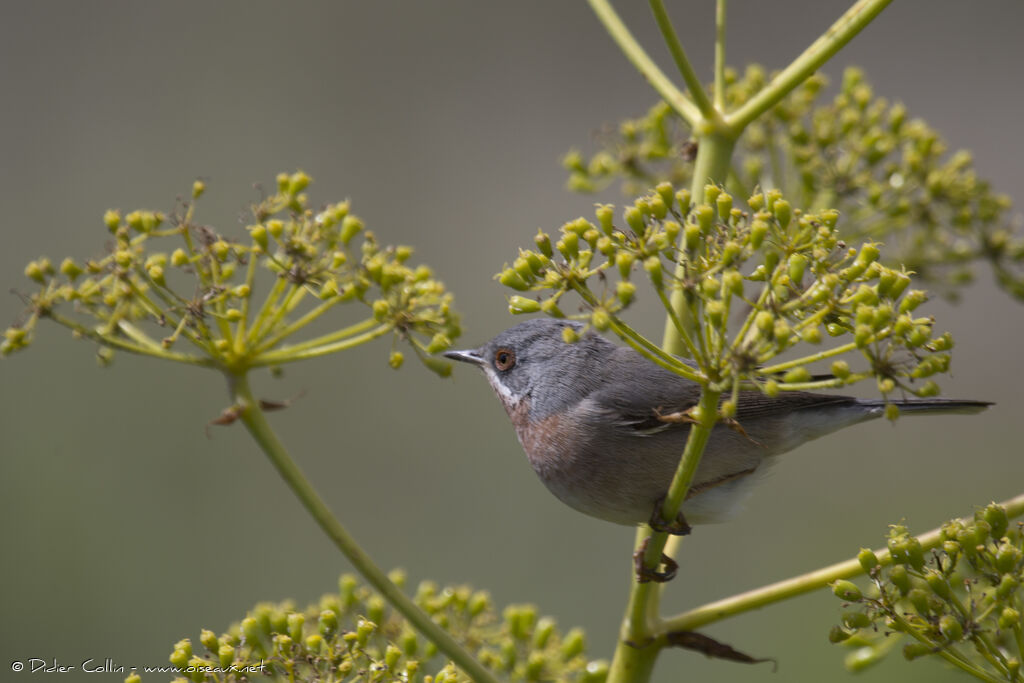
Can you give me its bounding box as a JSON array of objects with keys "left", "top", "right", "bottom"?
[
  {"left": 661, "top": 131, "right": 736, "bottom": 355},
  {"left": 229, "top": 372, "right": 500, "bottom": 683},
  {"left": 607, "top": 389, "right": 721, "bottom": 683}
]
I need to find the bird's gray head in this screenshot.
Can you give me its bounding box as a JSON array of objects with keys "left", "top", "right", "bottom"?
[{"left": 444, "top": 318, "right": 612, "bottom": 419}]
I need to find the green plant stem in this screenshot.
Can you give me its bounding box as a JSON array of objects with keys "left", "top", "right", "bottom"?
[
  {"left": 726, "top": 0, "right": 893, "bottom": 131},
  {"left": 648, "top": 0, "right": 716, "bottom": 119},
  {"left": 229, "top": 372, "right": 501, "bottom": 683},
  {"left": 660, "top": 491, "right": 1024, "bottom": 634},
  {"left": 661, "top": 131, "right": 737, "bottom": 355},
  {"left": 607, "top": 389, "right": 721, "bottom": 683},
  {"left": 48, "top": 311, "right": 213, "bottom": 367},
  {"left": 252, "top": 324, "right": 391, "bottom": 366},
  {"left": 587, "top": 0, "right": 701, "bottom": 127},
  {"left": 714, "top": 0, "right": 727, "bottom": 110}
]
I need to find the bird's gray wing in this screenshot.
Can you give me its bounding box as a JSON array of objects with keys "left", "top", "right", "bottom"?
[{"left": 585, "top": 346, "right": 859, "bottom": 435}]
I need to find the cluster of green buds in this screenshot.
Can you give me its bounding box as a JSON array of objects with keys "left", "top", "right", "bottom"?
[
  {"left": 564, "top": 65, "right": 1024, "bottom": 300},
  {"left": 4, "top": 173, "right": 460, "bottom": 376},
  {"left": 129, "top": 572, "right": 606, "bottom": 683},
  {"left": 830, "top": 504, "right": 1024, "bottom": 681},
  {"left": 501, "top": 182, "right": 954, "bottom": 417}
]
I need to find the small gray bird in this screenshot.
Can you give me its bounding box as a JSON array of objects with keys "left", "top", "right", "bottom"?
[{"left": 445, "top": 318, "right": 990, "bottom": 528}]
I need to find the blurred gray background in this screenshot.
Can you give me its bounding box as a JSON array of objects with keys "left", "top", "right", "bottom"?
[{"left": 1, "top": 2, "right": 1022, "bottom": 682}]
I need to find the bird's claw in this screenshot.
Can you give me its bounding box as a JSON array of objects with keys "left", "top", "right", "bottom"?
[
  {"left": 633, "top": 537, "right": 679, "bottom": 583},
  {"left": 648, "top": 497, "right": 692, "bottom": 536}
]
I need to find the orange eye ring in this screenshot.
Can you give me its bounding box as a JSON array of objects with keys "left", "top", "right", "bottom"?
[{"left": 494, "top": 348, "right": 516, "bottom": 371}]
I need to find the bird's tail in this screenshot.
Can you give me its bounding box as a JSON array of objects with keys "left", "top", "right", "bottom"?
[{"left": 856, "top": 398, "right": 993, "bottom": 416}]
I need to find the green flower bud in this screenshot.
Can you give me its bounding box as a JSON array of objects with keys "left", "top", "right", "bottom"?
[
  {"left": 915, "top": 380, "right": 940, "bottom": 397},
  {"left": 556, "top": 232, "right": 579, "bottom": 260},
  {"left": 169, "top": 647, "right": 189, "bottom": 669},
  {"left": 855, "top": 324, "right": 873, "bottom": 347},
  {"left": 304, "top": 633, "right": 323, "bottom": 653},
  {"left": 171, "top": 248, "right": 189, "bottom": 267},
  {"left": 199, "top": 629, "right": 219, "bottom": 653},
  {"left": 716, "top": 192, "right": 733, "bottom": 220},
  {"left": 878, "top": 378, "right": 895, "bottom": 394},
  {"left": 615, "top": 251, "right": 635, "bottom": 279},
  {"left": 499, "top": 268, "right": 531, "bottom": 291},
  {"left": 841, "top": 611, "right": 871, "bottom": 629},
  {"left": 878, "top": 270, "right": 910, "bottom": 299},
  {"left": 997, "top": 574, "right": 1019, "bottom": 599},
  {"left": 644, "top": 256, "right": 662, "bottom": 288},
  {"left": 508, "top": 296, "right": 541, "bottom": 314},
  {"left": 691, "top": 183, "right": 716, "bottom": 209},
  {"left": 832, "top": 580, "right": 863, "bottom": 602},
  {"left": 856, "top": 243, "right": 880, "bottom": 267},
  {"left": 535, "top": 231, "right": 553, "bottom": 257},
  {"left": 996, "top": 542, "right": 1022, "bottom": 574},
  {"left": 773, "top": 199, "right": 792, "bottom": 229},
  {"left": 623, "top": 206, "right": 644, "bottom": 233},
  {"left": 595, "top": 204, "right": 615, "bottom": 235},
  {"left": 889, "top": 565, "right": 911, "bottom": 595},
  {"left": 684, "top": 223, "right": 702, "bottom": 251},
  {"left": 721, "top": 270, "right": 743, "bottom": 298},
  {"left": 845, "top": 645, "right": 883, "bottom": 672},
  {"left": 561, "top": 627, "right": 586, "bottom": 660},
  {"left": 721, "top": 240, "right": 741, "bottom": 266},
  {"left": 340, "top": 215, "right": 363, "bottom": 245},
  {"left": 562, "top": 326, "right": 579, "bottom": 344},
  {"left": 675, "top": 188, "right": 692, "bottom": 213},
  {"left": 755, "top": 311, "right": 774, "bottom": 335},
  {"left": 764, "top": 380, "right": 779, "bottom": 398},
  {"left": 774, "top": 319, "right": 793, "bottom": 345},
  {"left": 103, "top": 209, "right": 121, "bottom": 230},
  {"left": 617, "top": 281, "right": 636, "bottom": 307},
  {"left": 801, "top": 327, "right": 821, "bottom": 344},
  {"left": 939, "top": 615, "right": 962, "bottom": 641},
  {"left": 749, "top": 219, "right": 768, "bottom": 249},
  {"left": 983, "top": 504, "right": 1009, "bottom": 539},
  {"left": 828, "top": 626, "right": 851, "bottom": 643},
  {"left": 695, "top": 204, "right": 714, "bottom": 233},
  {"left": 999, "top": 607, "right": 1021, "bottom": 631},
  {"left": 287, "top": 171, "right": 311, "bottom": 195},
  {"left": 706, "top": 300, "right": 725, "bottom": 327},
  {"left": 787, "top": 253, "right": 807, "bottom": 283},
  {"left": 591, "top": 309, "right": 611, "bottom": 331},
  {"left": 885, "top": 403, "right": 900, "bottom": 421},
  {"left": 924, "top": 568, "right": 951, "bottom": 599},
  {"left": 426, "top": 333, "right": 451, "bottom": 354},
  {"left": 898, "top": 290, "right": 927, "bottom": 314},
  {"left": 286, "top": 613, "right": 304, "bottom": 642},
  {"left": 903, "top": 642, "right": 933, "bottom": 660},
  {"left": 857, "top": 548, "right": 879, "bottom": 573},
  {"left": 783, "top": 367, "right": 810, "bottom": 384}
]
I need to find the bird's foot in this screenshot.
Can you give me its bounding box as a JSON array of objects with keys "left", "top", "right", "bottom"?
[
  {"left": 648, "top": 497, "right": 692, "bottom": 536},
  {"left": 633, "top": 537, "right": 679, "bottom": 584}
]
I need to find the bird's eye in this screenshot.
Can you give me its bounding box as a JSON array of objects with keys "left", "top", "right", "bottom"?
[{"left": 494, "top": 348, "right": 516, "bottom": 371}]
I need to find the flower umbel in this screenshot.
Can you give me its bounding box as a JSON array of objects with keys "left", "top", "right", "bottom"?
[
  {"left": 501, "top": 182, "right": 954, "bottom": 412},
  {"left": 830, "top": 503, "right": 1024, "bottom": 681},
  {"left": 5, "top": 172, "right": 461, "bottom": 375}
]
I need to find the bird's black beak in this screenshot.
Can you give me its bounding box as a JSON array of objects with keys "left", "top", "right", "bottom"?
[{"left": 443, "top": 348, "right": 484, "bottom": 366}]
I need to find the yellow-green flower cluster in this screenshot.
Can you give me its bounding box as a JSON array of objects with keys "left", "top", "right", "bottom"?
[
  {"left": 564, "top": 66, "right": 1024, "bottom": 301},
  {"left": 830, "top": 504, "right": 1024, "bottom": 680},
  {"left": 4, "top": 172, "right": 460, "bottom": 376},
  {"left": 135, "top": 573, "right": 606, "bottom": 683},
  {"left": 500, "top": 183, "right": 954, "bottom": 412}
]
